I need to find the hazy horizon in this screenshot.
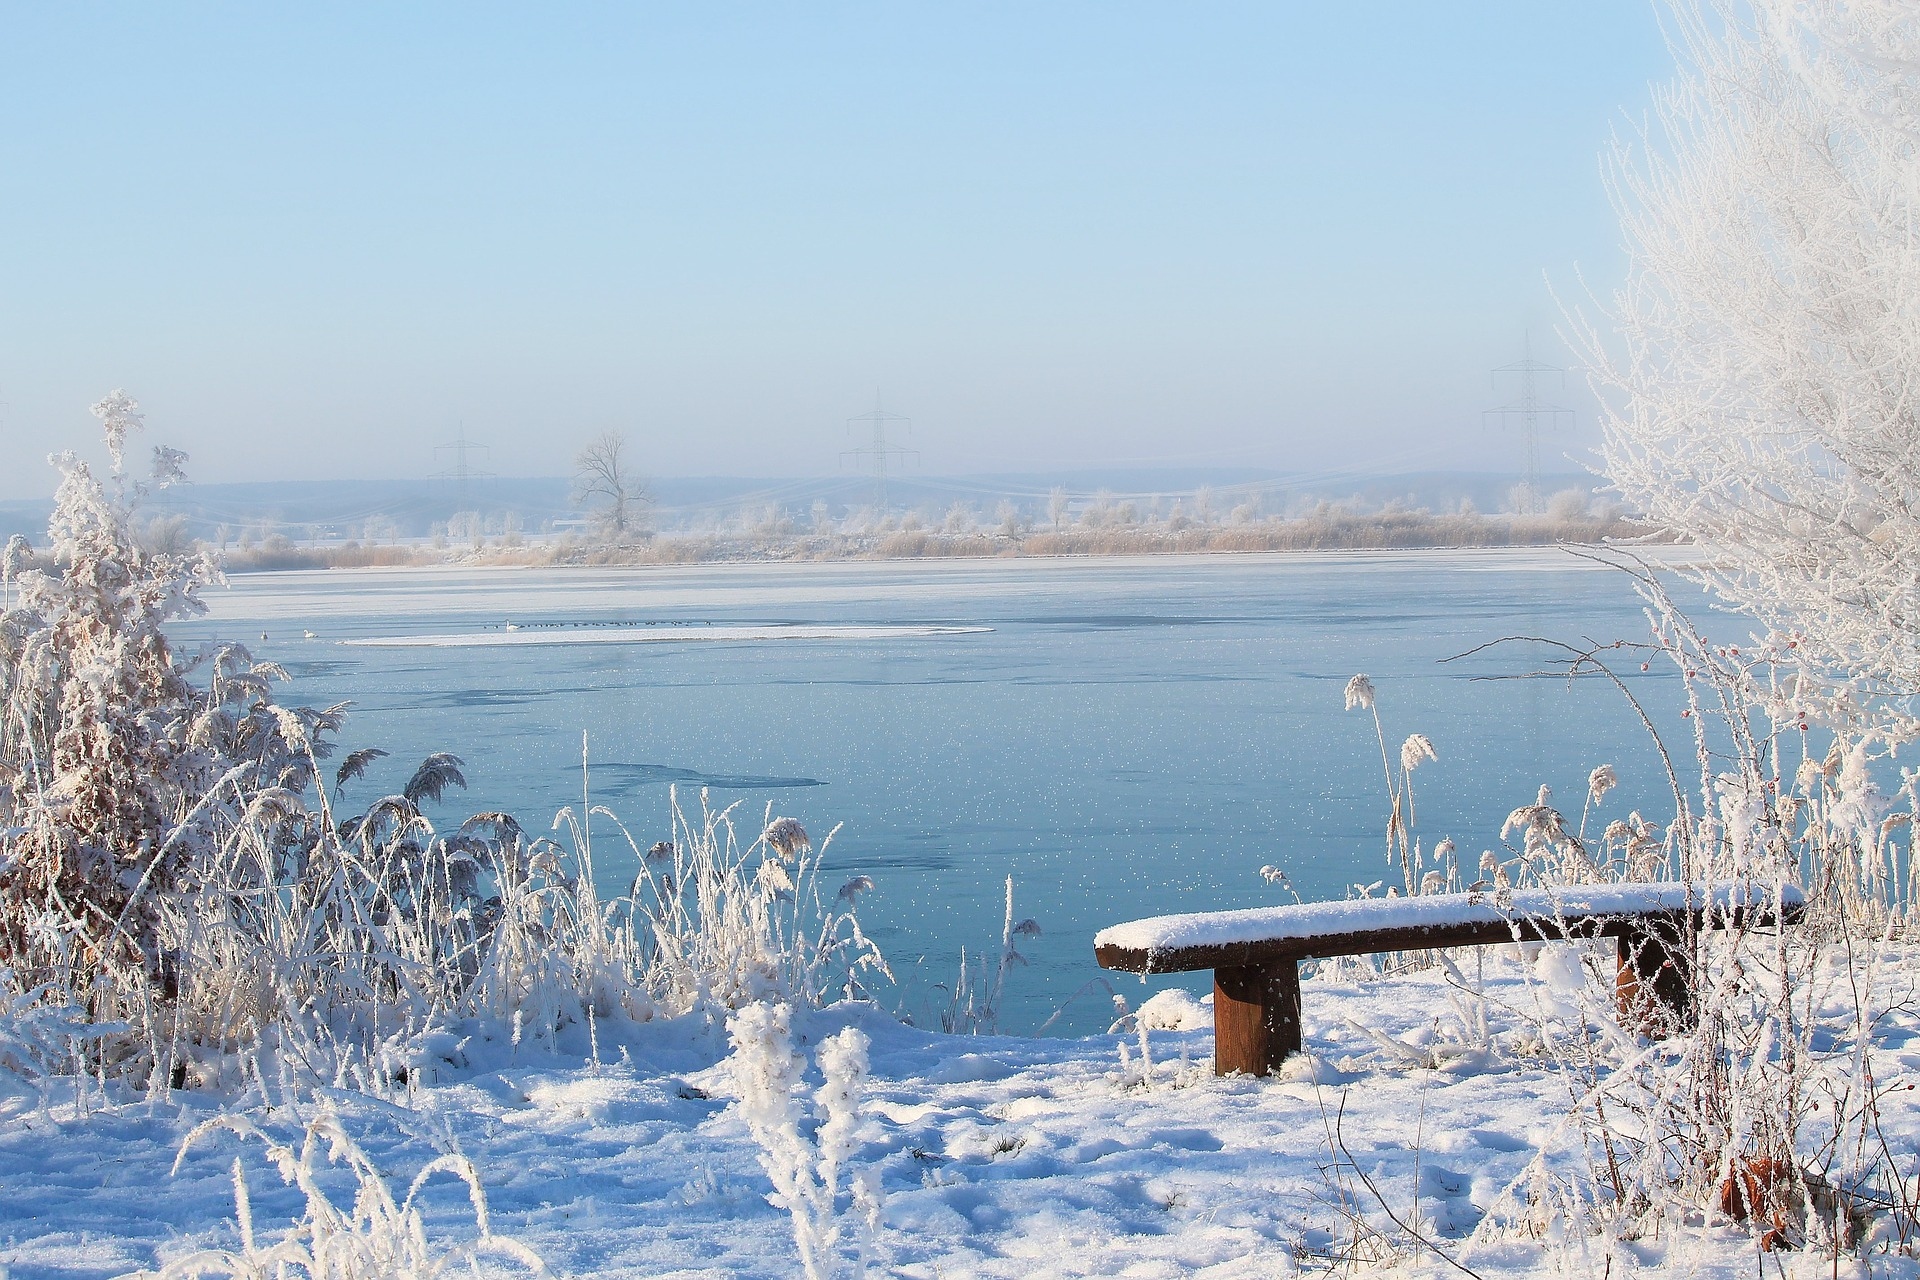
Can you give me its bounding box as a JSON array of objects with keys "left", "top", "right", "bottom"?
[{"left": 0, "top": 4, "right": 1669, "bottom": 500}]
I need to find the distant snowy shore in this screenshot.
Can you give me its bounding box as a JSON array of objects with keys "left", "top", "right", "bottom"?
[{"left": 194, "top": 509, "right": 1656, "bottom": 574}]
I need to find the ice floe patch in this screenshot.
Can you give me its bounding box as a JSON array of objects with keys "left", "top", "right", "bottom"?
[{"left": 343, "top": 624, "right": 992, "bottom": 648}]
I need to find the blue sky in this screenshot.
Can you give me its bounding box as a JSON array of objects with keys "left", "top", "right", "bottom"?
[{"left": 0, "top": 4, "right": 1670, "bottom": 497}]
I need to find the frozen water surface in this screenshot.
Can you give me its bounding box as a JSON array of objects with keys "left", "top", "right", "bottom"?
[
  {"left": 177, "top": 551, "right": 1692, "bottom": 1034},
  {"left": 345, "top": 623, "right": 994, "bottom": 647}
]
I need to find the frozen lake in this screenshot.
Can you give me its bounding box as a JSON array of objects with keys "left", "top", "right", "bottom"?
[{"left": 179, "top": 550, "right": 1694, "bottom": 1035}]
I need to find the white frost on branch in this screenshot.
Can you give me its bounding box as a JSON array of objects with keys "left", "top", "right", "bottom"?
[
  {"left": 1578, "top": 0, "right": 1920, "bottom": 700},
  {"left": 90, "top": 389, "right": 143, "bottom": 476}
]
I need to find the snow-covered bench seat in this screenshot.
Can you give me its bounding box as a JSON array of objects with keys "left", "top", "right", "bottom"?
[{"left": 1094, "top": 881, "right": 1806, "bottom": 1077}]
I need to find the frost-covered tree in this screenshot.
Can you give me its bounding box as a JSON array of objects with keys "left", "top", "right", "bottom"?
[
  {"left": 572, "top": 431, "right": 652, "bottom": 543},
  {"left": 1582, "top": 0, "right": 1920, "bottom": 696}
]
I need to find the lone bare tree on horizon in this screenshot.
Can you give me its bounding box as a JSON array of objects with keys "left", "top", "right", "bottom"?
[{"left": 573, "top": 431, "right": 652, "bottom": 543}]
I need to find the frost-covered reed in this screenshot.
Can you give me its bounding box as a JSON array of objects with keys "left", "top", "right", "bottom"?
[
  {"left": 1496, "top": 570, "right": 1920, "bottom": 1261},
  {"left": 924, "top": 876, "right": 1039, "bottom": 1035},
  {"left": 594, "top": 792, "right": 892, "bottom": 1018},
  {"left": 134, "top": 1106, "right": 545, "bottom": 1279},
  {"left": 1328, "top": 568, "right": 1920, "bottom": 1264}
]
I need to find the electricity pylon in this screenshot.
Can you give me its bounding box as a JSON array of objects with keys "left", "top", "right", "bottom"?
[
  {"left": 842, "top": 394, "right": 916, "bottom": 512},
  {"left": 1484, "top": 336, "right": 1573, "bottom": 515}
]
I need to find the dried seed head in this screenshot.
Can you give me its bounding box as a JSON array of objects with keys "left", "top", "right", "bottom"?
[
  {"left": 647, "top": 840, "right": 675, "bottom": 862},
  {"left": 1400, "top": 734, "right": 1437, "bottom": 772},
  {"left": 269, "top": 706, "right": 310, "bottom": 751},
  {"left": 1343, "top": 674, "right": 1376, "bottom": 711},
  {"left": 763, "top": 816, "right": 810, "bottom": 859},
  {"left": 1588, "top": 764, "right": 1618, "bottom": 805}
]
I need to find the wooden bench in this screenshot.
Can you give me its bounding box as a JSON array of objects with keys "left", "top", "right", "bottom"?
[{"left": 1094, "top": 881, "right": 1807, "bottom": 1076}]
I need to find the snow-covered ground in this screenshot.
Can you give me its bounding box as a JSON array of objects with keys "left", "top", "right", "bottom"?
[{"left": 7, "top": 954, "right": 1916, "bottom": 1280}]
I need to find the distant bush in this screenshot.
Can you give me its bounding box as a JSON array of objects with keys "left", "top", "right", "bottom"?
[
  {"left": 1010, "top": 510, "right": 1636, "bottom": 557},
  {"left": 317, "top": 541, "right": 427, "bottom": 569},
  {"left": 525, "top": 509, "right": 1644, "bottom": 568}
]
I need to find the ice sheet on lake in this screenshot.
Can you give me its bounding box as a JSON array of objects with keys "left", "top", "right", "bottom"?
[
  {"left": 343, "top": 623, "right": 994, "bottom": 648},
  {"left": 194, "top": 547, "right": 1709, "bottom": 624}
]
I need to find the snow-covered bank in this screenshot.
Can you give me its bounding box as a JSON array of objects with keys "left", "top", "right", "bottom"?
[{"left": 9, "top": 956, "right": 1917, "bottom": 1280}]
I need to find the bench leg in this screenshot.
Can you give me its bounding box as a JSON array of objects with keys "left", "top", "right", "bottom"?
[
  {"left": 1213, "top": 961, "right": 1301, "bottom": 1076},
  {"left": 1616, "top": 924, "right": 1693, "bottom": 1036}
]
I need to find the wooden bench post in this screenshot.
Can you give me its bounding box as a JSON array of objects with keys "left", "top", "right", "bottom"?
[
  {"left": 1213, "top": 960, "right": 1301, "bottom": 1076},
  {"left": 1616, "top": 920, "right": 1693, "bottom": 1035}
]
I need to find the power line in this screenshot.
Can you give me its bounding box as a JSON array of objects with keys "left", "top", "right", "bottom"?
[
  {"left": 1484, "top": 335, "right": 1573, "bottom": 515},
  {"left": 841, "top": 393, "right": 917, "bottom": 512}
]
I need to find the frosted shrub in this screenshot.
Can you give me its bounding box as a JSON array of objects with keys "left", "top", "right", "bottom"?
[
  {"left": 0, "top": 393, "right": 224, "bottom": 1015},
  {"left": 1330, "top": 591, "right": 1920, "bottom": 1260},
  {"left": 727, "top": 1002, "right": 882, "bottom": 1280}
]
